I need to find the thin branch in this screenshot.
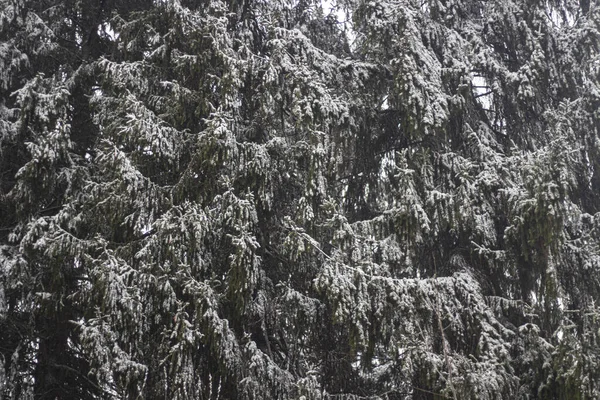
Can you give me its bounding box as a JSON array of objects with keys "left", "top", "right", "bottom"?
[
  {"left": 432, "top": 280, "right": 458, "bottom": 400},
  {"left": 474, "top": 90, "right": 494, "bottom": 98},
  {"left": 49, "top": 363, "right": 107, "bottom": 395}
]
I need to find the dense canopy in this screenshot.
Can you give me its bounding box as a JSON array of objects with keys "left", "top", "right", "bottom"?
[{"left": 1, "top": 0, "right": 600, "bottom": 398}]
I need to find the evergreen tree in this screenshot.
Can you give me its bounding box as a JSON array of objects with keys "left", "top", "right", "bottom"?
[{"left": 1, "top": 0, "right": 599, "bottom": 399}]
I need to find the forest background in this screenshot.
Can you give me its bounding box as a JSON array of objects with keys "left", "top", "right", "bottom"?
[{"left": 1, "top": 0, "right": 600, "bottom": 398}]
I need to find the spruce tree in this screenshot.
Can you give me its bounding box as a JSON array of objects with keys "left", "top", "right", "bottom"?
[{"left": 1, "top": 0, "right": 599, "bottom": 399}]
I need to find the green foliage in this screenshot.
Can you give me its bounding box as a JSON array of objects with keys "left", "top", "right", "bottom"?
[{"left": 1, "top": 0, "right": 599, "bottom": 399}]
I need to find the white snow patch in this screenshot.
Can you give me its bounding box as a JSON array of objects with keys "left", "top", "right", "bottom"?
[{"left": 98, "top": 22, "right": 119, "bottom": 41}]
